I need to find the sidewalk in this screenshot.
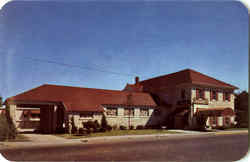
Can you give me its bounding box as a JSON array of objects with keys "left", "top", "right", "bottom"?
[{"left": 0, "top": 129, "right": 248, "bottom": 150}]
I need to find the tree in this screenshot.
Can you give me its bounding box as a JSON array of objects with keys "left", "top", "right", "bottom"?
[
  {"left": 101, "top": 114, "right": 108, "bottom": 129},
  {"left": 0, "top": 96, "right": 2, "bottom": 107}
]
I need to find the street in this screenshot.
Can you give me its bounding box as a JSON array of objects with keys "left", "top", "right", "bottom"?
[{"left": 0, "top": 133, "right": 248, "bottom": 161}]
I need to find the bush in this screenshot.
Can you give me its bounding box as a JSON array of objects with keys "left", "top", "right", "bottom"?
[
  {"left": 120, "top": 125, "right": 127, "bottom": 130},
  {"left": 101, "top": 114, "right": 108, "bottom": 129},
  {"left": 78, "top": 128, "right": 88, "bottom": 135},
  {"left": 83, "top": 120, "right": 101, "bottom": 132},
  {"left": 136, "top": 125, "right": 144, "bottom": 130},
  {"left": 0, "top": 114, "right": 17, "bottom": 141},
  {"left": 129, "top": 125, "right": 134, "bottom": 130},
  {"left": 106, "top": 125, "right": 112, "bottom": 131},
  {"left": 112, "top": 124, "right": 118, "bottom": 130}
]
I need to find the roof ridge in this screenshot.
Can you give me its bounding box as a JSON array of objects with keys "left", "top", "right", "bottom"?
[
  {"left": 140, "top": 68, "right": 191, "bottom": 83},
  {"left": 29, "top": 84, "right": 151, "bottom": 95}
]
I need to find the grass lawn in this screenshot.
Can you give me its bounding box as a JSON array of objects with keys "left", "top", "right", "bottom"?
[
  {"left": 55, "top": 129, "right": 181, "bottom": 139},
  {"left": 224, "top": 127, "right": 248, "bottom": 131},
  {"left": 4, "top": 134, "right": 31, "bottom": 142}
]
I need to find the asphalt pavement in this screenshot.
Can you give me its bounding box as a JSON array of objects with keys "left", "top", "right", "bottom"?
[{"left": 0, "top": 131, "right": 248, "bottom": 161}]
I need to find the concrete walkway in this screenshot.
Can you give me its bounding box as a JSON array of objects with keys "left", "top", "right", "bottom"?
[{"left": 0, "top": 129, "right": 248, "bottom": 150}]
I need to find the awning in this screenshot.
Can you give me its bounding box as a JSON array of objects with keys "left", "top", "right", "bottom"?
[{"left": 196, "top": 107, "right": 234, "bottom": 116}]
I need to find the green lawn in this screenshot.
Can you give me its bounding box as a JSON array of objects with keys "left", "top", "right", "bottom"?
[
  {"left": 224, "top": 127, "right": 248, "bottom": 131},
  {"left": 55, "top": 129, "right": 181, "bottom": 139}
]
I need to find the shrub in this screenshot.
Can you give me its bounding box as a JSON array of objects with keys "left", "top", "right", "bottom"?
[
  {"left": 106, "top": 125, "right": 112, "bottom": 131},
  {"left": 0, "top": 114, "right": 17, "bottom": 141},
  {"left": 83, "top": 120, "right": 101, "bottom": 133},
  {"left": 94, "top": 120, "right": 100, "bottom": 129},
  {"left": 78, "top": 128, "right": 88, "bottom": 135},
  {"left": 129, "top": 125, "right": 134, "bottom": 130},
  {"left": 101, "top": 114, "right": 108, "bottom": 129},
  {"left": 136, "top": 125, "right": 144, "bottom": 130},
  {"left": 112, "top": 124, "right": 118, "bottom": 130},
  {"left": 120, "top": 125, "right": 127, "bottom": 130}
]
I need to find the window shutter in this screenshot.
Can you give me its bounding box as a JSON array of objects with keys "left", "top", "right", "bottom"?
[
  {"left": 223, "top": 92, "right": 225, "bottom": 101},
  {"left": 196, "top": 89, "right": 199, "bottom": 99},
  {"left": 216, "top": 92, "right": 218, "bottom": 101},
  {"left": 202, "top": 90, "right": 205, "bottom": 99},
  {"left": 228, "top": 93, "right": 231, "bottom": 102},
  {"left": 210, "top": 90, "right": 212, "bottom": 100}
]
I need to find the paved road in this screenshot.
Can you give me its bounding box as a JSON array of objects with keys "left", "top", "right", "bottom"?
[{"left": 0, "top": 133, "right": 248, "bottom": 161}]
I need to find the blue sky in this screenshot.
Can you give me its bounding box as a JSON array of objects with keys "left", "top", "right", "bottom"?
[{"left": 0, "top": 0, "right": 248, "bottom": 100}]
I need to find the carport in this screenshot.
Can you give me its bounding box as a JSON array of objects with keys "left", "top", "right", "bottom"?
[{"left": 6, "top": 100, "right": 65, "bottom": 134}]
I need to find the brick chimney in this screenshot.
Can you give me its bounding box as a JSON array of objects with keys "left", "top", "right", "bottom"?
[{"left": 135, "top": 76, "right": 139, "bottom": 85}]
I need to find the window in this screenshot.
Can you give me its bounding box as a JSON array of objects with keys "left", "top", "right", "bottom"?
[
  {"left": 196, "top": 89, "right": 204, "bottom": 99},
  {"left": 80, "top": 112, "right": 93, "bottom": 118},
  {"left": 106, "top": 108, "right": 117, "bottom": 116},
  {"left": 124, "top": 108, "right": 134, "bottom": 116},
  {"left": 211, "top": 90, "right": 217, "bottom": 100},
  {"left": 224, "top": 92, "right": 230, "bottom": 101},
  {"left": 181, "top": 89, "right": 186, "bottom": 100},
  {"left": 210, "top": 116, "right": 217, "bottom": 125},
  {"left": 140, "top": 108, "right": 149, "bottom": 116}
]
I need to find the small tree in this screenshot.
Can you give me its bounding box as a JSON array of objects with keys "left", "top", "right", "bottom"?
[
  {"left": 0, "top": 105, "right": 17, "bottom": 141},
  {"left": 0, "top": 96, "right": 2, "bottom": 107},
  {"left": 101, "top": 114, "right": 108, "bottom": 129}
]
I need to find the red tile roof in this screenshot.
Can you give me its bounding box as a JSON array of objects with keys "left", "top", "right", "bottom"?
[
  {"left": 140, "top": 69, "right": 238, "bottom": 90},
  {"left": 6, "top": 84, "right": 157, "bottom": 112},
  {"left": 123, "top": 83, "right": 143, "bottom": 92}
]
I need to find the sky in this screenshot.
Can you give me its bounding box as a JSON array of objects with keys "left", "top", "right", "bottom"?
[{"left": 0, "top": 0, "right": 248, "bottom": 100}]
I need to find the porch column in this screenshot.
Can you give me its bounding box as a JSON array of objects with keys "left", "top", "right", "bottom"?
[{"left": 52, "top": 105, "right": 57, "bottom": 133}]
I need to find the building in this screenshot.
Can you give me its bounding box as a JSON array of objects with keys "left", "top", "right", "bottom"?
[
  {"left": 4, "top": 85, "right": 158, "bottom": 133},
  {"left": 4, "top": 68, "right": 238, "bottom": 133},
  {"left": 126, "top": 69, "right": 238, "bottom": 129}
]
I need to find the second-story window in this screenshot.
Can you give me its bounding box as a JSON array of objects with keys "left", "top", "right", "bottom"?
[
  {"left": 196, "top": 89, "right": 204, "bottom": 99},
  {"left": 211, "top": 90, "right": 217, "bottom": 100},
  {"left": 224, "top": 92, "right": 230, "bottom": 101}
]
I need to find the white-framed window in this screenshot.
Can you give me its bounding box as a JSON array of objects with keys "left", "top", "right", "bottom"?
[
  {"left": 124, "top": 108, "right": 134, "bottom": 116},
  {"left": 106, "top": 107, "right": 118, "bottom": 116},
  {"left": 224, "top": 92, "right": 230, "bottom": 101},
  {"left": 140, "top": 108, "right": 149, "bottom": 116},
  {"left": 211, "top": 90, "right": 217, "bottom": 100}
]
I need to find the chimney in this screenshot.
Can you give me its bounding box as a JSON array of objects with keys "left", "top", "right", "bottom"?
[{"left": 135, "top": 76, "right": 139, "bottom": 85}]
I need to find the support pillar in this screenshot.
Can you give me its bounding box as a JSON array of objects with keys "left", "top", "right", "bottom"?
[{"left": 52, "top": 105, "right": 57, "bottom": 133}]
